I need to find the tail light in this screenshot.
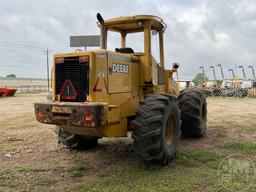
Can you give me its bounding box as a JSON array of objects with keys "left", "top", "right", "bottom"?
[
  {"left": 55, "top": 58, "right": 64, "bottom": 64},
  {"left": 79, "top": 56, "right": 89, "bottom": 63}
]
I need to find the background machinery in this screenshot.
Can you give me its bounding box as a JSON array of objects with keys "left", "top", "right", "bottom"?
[
  {"left": 247, "top": 65, "right": 256, "bottom": 97},
  {"left": 219, "top": 67, "right": 247, "bottom": 97},
  {"left": 198, "top": 64, "right": 249, "bottom": 98},
  {"left": 248, "top": 65, "right": 256, "bottom": 80},
  {"left": 217, "top": 64, "right": 225, "bottom": 82},
  {"left": 209, "top": 65, "right": 222, "bottom": 96},
  {"left": 238, "top": 65, "right": 246, "bottom": 81},
  {"left": 34, "top": 14, "right": 207, "bottom": 165}
]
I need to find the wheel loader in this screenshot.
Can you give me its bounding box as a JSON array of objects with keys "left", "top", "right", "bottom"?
[{"left": 34, "top": 13, "right": 207, "bottom": 165}]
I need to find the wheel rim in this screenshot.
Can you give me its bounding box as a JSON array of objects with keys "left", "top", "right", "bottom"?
[{"left": 165, "top": 115, "right": 175, "bottom": 145}]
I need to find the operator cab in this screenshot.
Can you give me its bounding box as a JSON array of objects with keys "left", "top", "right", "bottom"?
[{"left": 97, "top": 14, "right": 167, "bottom": 67}]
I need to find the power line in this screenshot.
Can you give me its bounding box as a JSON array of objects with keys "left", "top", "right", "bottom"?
[
  {"left": 0, "top": 51, "right": 45, "bottom": 59},
  {"left": 0, "top": 40, "right": 72, "bottom": 54},
  {"left": 0, "top": 65, "right": 45, "bottom": 69},
  {"left": 0, "top": 44, "right": 46, "bottom": 52},
  {"left": 0, "top": 40, "right": 48, "bottom": 50}
]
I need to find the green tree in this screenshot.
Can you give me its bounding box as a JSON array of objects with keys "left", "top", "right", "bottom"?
[
  {"left": 6, "top": 74, "right": 16, "bottom": 78},
  {"left": 192, "top": 73, "right": 208, "bottom": 86}
]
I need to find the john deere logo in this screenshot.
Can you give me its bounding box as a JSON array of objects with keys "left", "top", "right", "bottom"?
[
  {"left": 112, "top": 63, "right": 129, "bottom": 74},
  {"left": 218, "top": 154, "right": 256, "bottom": 191}
]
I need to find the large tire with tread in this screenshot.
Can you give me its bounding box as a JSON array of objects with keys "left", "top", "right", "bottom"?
[
  {"left": 54, "top": 126, "right": 99, "bottom": 149},
  {"left": 132, "top": 94, "right": 181, "bottom": 165},
  {"left": 178, "top": 88, "right": 207, "bottom": 136}
]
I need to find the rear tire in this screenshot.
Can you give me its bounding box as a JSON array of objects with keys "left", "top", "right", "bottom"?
[
  {"left": 132, "top": 94, "right": 181, "bottom": 165},
  {"left": 178, "top": 88, "right": 207, "bottom": 136},
  {"left": 54, "top": 126, "right": 99, "bottom": 149}
]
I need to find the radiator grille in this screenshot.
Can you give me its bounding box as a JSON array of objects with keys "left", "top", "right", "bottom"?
[{"left": 55, "top": 57, "right": 89, "bottom": 102}]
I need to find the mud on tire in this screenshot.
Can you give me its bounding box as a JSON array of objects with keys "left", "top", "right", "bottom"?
[
  {"left": 54, "top": 126, "right": 99, "bottom": 149},
  {"left": 178, "top": 88, "right": 207, "bottom": 136},
  {"left": 132, "top": 94, "right": 181, "bottom": 165}
]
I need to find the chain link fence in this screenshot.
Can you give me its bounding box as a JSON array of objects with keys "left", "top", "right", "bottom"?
[{"left": 0, "top": 77, "right": 50, "bottom": 93}]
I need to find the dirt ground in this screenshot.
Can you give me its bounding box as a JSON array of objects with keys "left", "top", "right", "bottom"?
[{"left": 0, "top": 94, "right": 256, "bottom": 192}]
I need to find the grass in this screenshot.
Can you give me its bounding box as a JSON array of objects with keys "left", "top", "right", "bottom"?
[
  {"left": 235, "top": 123, "right": 256, "bottom": 133},
  {"left": 175, "top": 149, "right": 223, "bottom": 168},
  {"left": 67, "top": 154, "right": 90, "bottom": 177},
  {"left": 16, "top": 165, "right": 65, "bottom": 173},
  {"left": 215, "top": 126, "right": 227, "bottom": 138},
  {"left": 1, "top": 173, "right": 56, "bottom": 191},
  {"left": 15, "top": 92, "right": 45, "bottom": 97},
  {"left": 212, "top": 117, "right": 256, "bottom": 135},
  {"left": 216, "top": 140, "right": 256, "bottom": 154},
  {"left": 1, "top": 113, "right": 36, "bottom": 130},
  {"left": 67, "top": 149, "right": 223, "bottom": 192},
  {"left": 0, "top": 138, "right": 26, "bottom": 154},
  {"left": 0, "top": 165, "right": 61, "bottom": 191},
  {"left": 32, "top": 177, "right": 57, "bottom": 186},
  {"left": 68, "top": 166, "right": 203, "bottom": 192},
  {"left": 1, "top": 96, "right": 256, "bottom": 192}
]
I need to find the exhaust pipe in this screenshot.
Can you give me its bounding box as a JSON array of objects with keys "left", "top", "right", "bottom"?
[{"left": 97, "top": 13, "right": 107, "bottom": 49}]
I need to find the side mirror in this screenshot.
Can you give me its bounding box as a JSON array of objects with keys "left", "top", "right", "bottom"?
[{"left": 172, "top": 63, "right": 180, "bottom": 71}]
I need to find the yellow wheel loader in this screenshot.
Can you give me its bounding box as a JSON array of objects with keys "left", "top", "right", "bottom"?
[{"left": 34, "top": 13, "right": 207, "bottom": 165}]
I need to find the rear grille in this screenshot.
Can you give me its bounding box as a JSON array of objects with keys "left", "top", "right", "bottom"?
[{"left": 55, "top": 57, "right": 89, "bottom": 102}]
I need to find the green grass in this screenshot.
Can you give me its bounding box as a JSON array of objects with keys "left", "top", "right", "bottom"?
[
  {"left": 32, "top": 177, "right": 57, "bottom": 186},
  {"left": 212, "top": 119, "right": 256, "bottom": 135},
  {"left": 1, "top": 173, "right": 56, "bottom": 190},
  {"left": 215, "top": 126, "right": 227, "bottom": 138},
  {"left": 0, "top": 165, "right": 60, "bottom": 191},
  {"left": 175, "top": 149, "right": 223, "bottom": 168},
  {"left": 16, "top": 165, "right": 65, "bottom": 173},
  {"left": 232, "top": 124, "right": 256, "bottom": 134},
  {"left": 216, "top": 140, "right": 256, "bottom": 154},
  {"left": 68, "top": 165, "right": 206, "bottom": 192},
  {"left": 15, "top": 92, "right": 44, "bottom": 97},
  {"left": 67, "top": 154, "right": 90, "bottom": 177},
  {"left": 67, "top": 149, "right": 223, "bottom": 192}
]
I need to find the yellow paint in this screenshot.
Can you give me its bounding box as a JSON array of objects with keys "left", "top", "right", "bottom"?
[{"left": 49, "top": 15, "right": 180, "bottom": 137}]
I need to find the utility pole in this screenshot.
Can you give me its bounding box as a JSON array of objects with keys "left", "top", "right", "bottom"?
[
  {"left": 217, "top": 64, "right": 225, "bottom": 80},
  {"left": 248, "top": 65, "right": 255, "bottom": 80},
  {"left": 46, "top": 49, "right": 50, "bottom": 92}
]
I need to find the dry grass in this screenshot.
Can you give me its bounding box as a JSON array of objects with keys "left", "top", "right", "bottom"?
[{"left": 0, "top": 95, "right": 256, "bottom": 192}]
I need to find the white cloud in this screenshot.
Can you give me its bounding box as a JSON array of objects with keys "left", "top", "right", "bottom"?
[{"left": 0, "top": 0, "right": 256, "bottom": 80}]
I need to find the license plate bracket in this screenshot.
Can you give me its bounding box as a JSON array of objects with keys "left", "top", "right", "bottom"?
[{"left": 52, "top": 106, "right": 72, "bottom": 113}]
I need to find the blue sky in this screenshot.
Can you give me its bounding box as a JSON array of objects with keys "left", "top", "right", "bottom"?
[{"left": 0, "top": 0, "right": 256, "bottom": 80}]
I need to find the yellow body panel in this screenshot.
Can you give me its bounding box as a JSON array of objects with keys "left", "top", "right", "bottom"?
[{"left": 47, "top": 15, "right": 180, "bottom": 138}]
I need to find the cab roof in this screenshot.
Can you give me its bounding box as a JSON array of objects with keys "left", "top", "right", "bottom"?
[{"left": 104, "top": 15, "right": 167, "bottom": 34}]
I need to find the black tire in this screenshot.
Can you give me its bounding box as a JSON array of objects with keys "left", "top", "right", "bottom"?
[
  {"left": 54, "top": 126, "right": 99, "bottom": 149},
  {"left": 178, "top": 88, "right": 207, "bottom": 136},
  {"left": 131, "top": 94, "right": 181, "bottom": 165},
  {"left": 213, "top": 88, "right": 221, "bottom": 96},
  {"left": 204, "top": 89, "right": 213, "bottom": 97}
]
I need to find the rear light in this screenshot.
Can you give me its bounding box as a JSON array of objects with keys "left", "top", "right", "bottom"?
[
  {"left": 38, "top": 112, "right": 44, "bottom": 118},
  {"left": 55, "top": 58, "right": 64, "bottom": 64},
  {"left": 84, "top": 114, "right": 93, "bottom": 122},
  {"left": 79, "top": 56, "right": 89, "bottom": 63}
]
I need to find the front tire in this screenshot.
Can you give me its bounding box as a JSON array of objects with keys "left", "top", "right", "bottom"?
[
  {"left": 132, "top": 94, "right": 181, "bottom": 165},
  {"left": 54, "top": 126, "right": 99, "bottom": 149}
]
